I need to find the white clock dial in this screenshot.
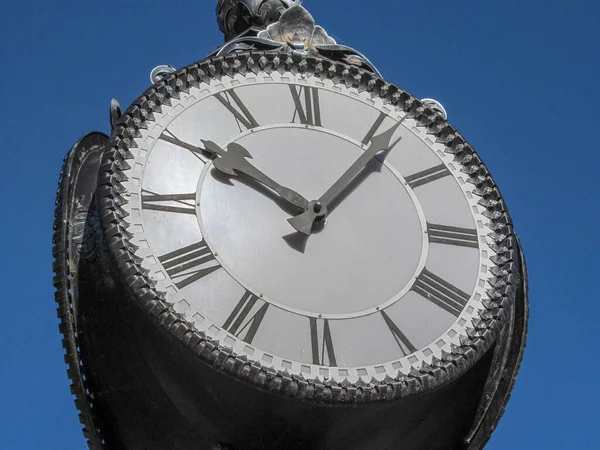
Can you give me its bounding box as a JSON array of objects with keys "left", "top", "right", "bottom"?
[{"left": 116, "top": 65, "right": 503, "bottom": 385}]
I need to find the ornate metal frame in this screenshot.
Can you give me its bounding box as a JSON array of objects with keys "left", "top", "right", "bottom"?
[
  {"left": 213, "top": 3, "right": 383, "bottom": 76},
  {"left": 53, "top": 133, "right": 109, "bottom": 448},
  {"left": 217, "top": 0, "right": 303, "bottom": 41}
]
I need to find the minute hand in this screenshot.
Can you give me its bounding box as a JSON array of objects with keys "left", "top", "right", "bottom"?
[
  {"left": 288, "top": 120, "right": 402, "bottom": 235},
  {"left": 201, "top": 140, "right": 309, "bottom": 211}
]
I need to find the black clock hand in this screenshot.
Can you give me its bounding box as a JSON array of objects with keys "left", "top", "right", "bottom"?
[
  {"left": 288, "top": 120, "right": 403, "bottom": 235},
  {"left": 201, "top": 140, "right": 309, "bottom": 211}
]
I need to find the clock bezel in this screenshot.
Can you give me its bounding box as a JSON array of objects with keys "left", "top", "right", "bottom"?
[{"left": 98, "top": 51, "right": 519, "bottom": 403}]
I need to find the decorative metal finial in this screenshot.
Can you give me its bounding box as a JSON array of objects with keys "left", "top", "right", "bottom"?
[
  {"left": 421, "top": 98, "right": 448, "bottom": 120},
  {"left": 212, "top": 1, "right": 381, "bottom": 76},
  {"left": 217, "top": 0, "right": 302, "bottom": 41},
  {"left": 150, "top": 65, "right": 176, "bottom": 84}
]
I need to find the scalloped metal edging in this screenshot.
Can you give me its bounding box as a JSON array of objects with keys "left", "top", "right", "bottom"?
[
  {"left": 53, "top": 133, "right": 108, "bottom": 449},
  {"left": 96, "top": 50, "right": 519, "bottom": 405}
]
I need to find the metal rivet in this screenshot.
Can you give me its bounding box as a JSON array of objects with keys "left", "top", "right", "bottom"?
[
  {"left": 197, "top": 202, "right": 201, "bottom": 206},
  {"left": 318, "top": 314, "right": 322, "bottom": 318}
]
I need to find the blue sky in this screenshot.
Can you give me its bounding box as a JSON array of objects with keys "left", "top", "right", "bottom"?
[{"left": 1, "top": 1, "right": 598, "bottom": 448}]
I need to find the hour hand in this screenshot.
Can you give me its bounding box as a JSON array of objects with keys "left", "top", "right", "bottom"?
[{"left": 201, "top": 140, "right": 309, "bottom": 211}]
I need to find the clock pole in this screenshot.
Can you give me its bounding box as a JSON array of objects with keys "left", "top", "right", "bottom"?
[{"left": 53, "top": 2, "right": 528, "bottom": 449}]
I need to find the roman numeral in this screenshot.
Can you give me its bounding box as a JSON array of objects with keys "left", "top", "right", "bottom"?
[
  {"left": 158, "top": 130, "right": 207, "bottom": 162},
  {"left": 289, "top": 85, "right": 322, "bottom": 126},
  {"left": 141, "top": 190, "right": 197, "bottom": 215},
  {"left": 158, "top": 240, "right": 221, "bottom": 289},
  {"left": 310, "top": 317, "right": 337, "bottom": 366},
  {"left": 405, "top": 164, "right": 451, "bottom": 188},
  {"left": 412, "top": 269, "right": 471, "bottom": 316},
  {"left": 380, "top": 310, "right": 417, "bottom": 356},
  {"left": 215, "top": 89, "right": 259, "bottom": 131},
  {"left": 428, "top": 223, "right": 478, "bottom": 248},
  {"left": 223, "top": 291, "right": 269, "bottom": 345},
  {"left": 362, "top": 112, "right": 387, "bottom": 144}
]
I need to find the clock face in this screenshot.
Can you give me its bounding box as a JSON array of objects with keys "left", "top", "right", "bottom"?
[{"left": 109, "top": 57, "right": 512, "bottom": 388}]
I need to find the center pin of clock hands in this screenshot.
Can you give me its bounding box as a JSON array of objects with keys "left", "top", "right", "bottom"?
[
  {"left": 288, "top": 120, "right": 403, "bottom": 236},
  {"left": 201, "top": 139, "right": 310, "bottom": 211}
]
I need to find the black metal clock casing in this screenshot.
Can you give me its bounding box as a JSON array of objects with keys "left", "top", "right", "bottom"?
[{"left": 53, "top": 2, "right": 528, "bottom": 449}]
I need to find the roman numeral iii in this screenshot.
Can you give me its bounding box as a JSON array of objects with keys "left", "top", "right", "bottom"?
[
  {"left": 215, "top": 89, "right": 259, "bottom": 131},
  {"left": 290, "top": 85, "right": 322, "bottom": 127},
  {"left": 412, "top": 269, "right": 471, "bottom": 316},
  {"left": 310, "top": 317, "right": 337, "bottom": 366},
  {"left": 427, "top": 223, "right": 478, "bottom": 248},
  {"left": 223, "top": 291, "right": 269, "bottom": 345},
  {"left": 158, "top": 240, "right": 221, "bottom": 289}
]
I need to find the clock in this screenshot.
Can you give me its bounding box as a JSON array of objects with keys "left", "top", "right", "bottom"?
[
  {"left": 54, "top": 3, "right": 528, "bottom": 448},
  {"left": 98, "top": 51, "right": 518, "bottom": 401}
]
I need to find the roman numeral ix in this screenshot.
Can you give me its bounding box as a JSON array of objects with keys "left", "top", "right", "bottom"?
[
  {"left": 215, "top": 89, "right": 259, "bottom": 131},
  {"left": 412, "top": 269, "right": 471, "bottom": 317},
  {"left": 310, "top": 317, "right": 337, "bottom": 366},
  {"left": 290, "top": 85, "right": 322, "bottom": 127},
  {"left": 427, "top": 223, "right": 479, "bottom": 248},
  {"left": 158, "top": 240, "right": 221, "bottom": 289},
  {"left": 142, "top": 190, "right": 197, "bottom": 215},
  {"left": 223, "top": 291, "right": 269, "bottom": 345},
  {"left": 380, "top": 310, "right": 417, "bottom": 356}
]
